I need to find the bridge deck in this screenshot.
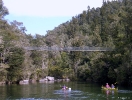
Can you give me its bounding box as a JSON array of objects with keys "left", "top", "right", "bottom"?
[{"left": 24, "top": 47, "right": 113, "bottom": 51}]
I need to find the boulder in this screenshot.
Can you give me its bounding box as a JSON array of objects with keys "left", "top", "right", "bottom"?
[
  {"left": 46, "top": 76, "right": 54, "bottom": 81},
  {"left": 19, "top": 80, "right": 29, "bottom": 84}
]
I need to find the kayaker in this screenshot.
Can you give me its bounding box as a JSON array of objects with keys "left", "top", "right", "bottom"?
[
  {"left": 62, "top": 85, "right": 68, "bottom": 90},
  {"left": 106, "top": 83, "right": 110, "bottom": 88},
  {"left": 111, "top": 84, "right": 115, "bottom": 88}
]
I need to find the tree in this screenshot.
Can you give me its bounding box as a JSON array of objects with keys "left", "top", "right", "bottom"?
[
  {"left": 6, "top": 47, "right": 25, "bottom": 82},
  {"left": 0, "top": 0, "right": 9, "bottom": 18}
]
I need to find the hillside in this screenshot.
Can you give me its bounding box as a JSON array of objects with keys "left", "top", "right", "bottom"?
[{"left": 0, "top": 0, "right": 132, "bottom": 86}]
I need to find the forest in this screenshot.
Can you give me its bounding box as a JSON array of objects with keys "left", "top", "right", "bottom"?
[{"left": 0, "top": 0, "right": 132, "bottom": 86}]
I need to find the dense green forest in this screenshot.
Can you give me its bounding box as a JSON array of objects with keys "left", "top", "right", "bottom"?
[{"left": 0, "top": 0, "right": 132, "bottom": 86}]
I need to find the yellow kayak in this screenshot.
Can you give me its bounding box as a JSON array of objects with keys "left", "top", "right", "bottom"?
[{"left": 101, "top": 86, "right": 118, "bottom": 91}]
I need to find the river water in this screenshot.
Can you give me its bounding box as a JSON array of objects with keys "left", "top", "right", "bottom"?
[{"left": 0, "top": 81, "right": 132, "bottom": 100}]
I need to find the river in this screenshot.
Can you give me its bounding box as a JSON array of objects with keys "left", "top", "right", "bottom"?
[{"left": 0, "top": 81, "right": 132, "bottom": 100}]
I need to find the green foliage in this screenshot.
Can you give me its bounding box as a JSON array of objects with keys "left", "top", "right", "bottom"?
[
  {"left": 30, "top": 51, "right": 42, "bottom": 66},
  {"left": 62, "top": 68, "right": 74, "bottom": 79},
  {"left": 59, "top": 52, "right": 70, "bottom": 68},
  {"left": 48, "top": 66, "right": 63, "bottom": 79},
  {"left": 108, "top": 67, "right": 117, "bottom": 83},
  {"left": 7, "top": 48, "right": 24, "bottom": 67},
  {"left": 6, "top": 47, "right": 25, "bottom": 82},
  {"left": 77, "top": 64, "right": 91, "bottom": 81}
]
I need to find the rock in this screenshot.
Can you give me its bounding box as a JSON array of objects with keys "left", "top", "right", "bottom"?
[
  {"left": 39, "top": 78, "right": 48, "bottom": 83},
  {"left": 19, "top": 80, "right": 29, "bottom": 84},
  {"left": 0, "top": 81, "right": 5, "bottom": 85},
  {"left": 46, "top": 76, "right": 54, "bottom": 81}
]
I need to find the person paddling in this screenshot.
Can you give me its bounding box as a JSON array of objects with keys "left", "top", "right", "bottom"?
[
  {"left": 111, "top": 84, "right": 115, "bottom": 89},
  {"left": 106, "top": 83, "right": 110, "bottom": 88},
  {"left": 62, "top": 85, "right": 68, "bottom": 90}
]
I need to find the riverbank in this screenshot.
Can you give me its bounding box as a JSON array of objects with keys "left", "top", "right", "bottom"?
[{"left": 0, "top": 76, "right": 70, "bottom": 85}]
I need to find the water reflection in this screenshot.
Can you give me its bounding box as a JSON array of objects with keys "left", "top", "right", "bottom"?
[
  {"left": 101, "top": 88, "right": 118, "bottom": 100},
  {"left": 39, "top": 81, "right": 54, "bottom": 84},
  {"left": 102, "top": 88, "right": 132, "bottom": 100},
  {"left": 102, "top": 89, "right": 117, "bottom": 95}
]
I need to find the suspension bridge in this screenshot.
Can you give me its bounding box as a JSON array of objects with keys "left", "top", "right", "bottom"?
[{"left": 24, "top": 46, "right": 114, "bottom": 51}]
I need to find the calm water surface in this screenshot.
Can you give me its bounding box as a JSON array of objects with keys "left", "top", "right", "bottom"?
[{"left": 0, "top": 81, "right": 132, "bottom": 100}]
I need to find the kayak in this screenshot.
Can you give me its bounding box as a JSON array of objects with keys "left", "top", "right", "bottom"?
[
  {"left": 62, "top": 88, "right": 68, "bottom": 90},
  {"left": 60, "top": 85, "right": 71, "bottom": 91},
  {"left": 101, "top": 86, "right": 118, "bottom": 91},
  {"left": 62, "top": 87, "right": 71, "bottom": 91}
]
